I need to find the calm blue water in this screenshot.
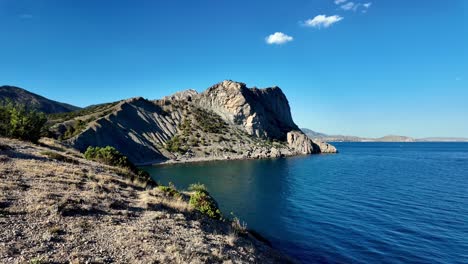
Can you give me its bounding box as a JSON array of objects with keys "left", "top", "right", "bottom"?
[{"left": 143, "top": 143, "right": 468, "bottom": 263}]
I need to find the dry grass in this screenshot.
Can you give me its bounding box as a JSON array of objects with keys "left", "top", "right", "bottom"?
[{"left": 0, "top": 137, "right": 290, "bottom": 264}]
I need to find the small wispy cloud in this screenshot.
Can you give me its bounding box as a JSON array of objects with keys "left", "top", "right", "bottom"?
[
  {"left": 455, "top": 77, "right": 462, "bottom": 81},
  {"left": 341, "top": 2, "right": 359, "bottom": 11},
  {"left": 304, "top": 15, "right": 344, "bottom": 28},
  {"left": 19, "top": 14, "right": 33, "bottom": 19},
  {"left": 266, "top": 32, "right": 293, "bottom": 45},
  {"left": 335, "top": 1, "right": 372, "bottom": 12}
]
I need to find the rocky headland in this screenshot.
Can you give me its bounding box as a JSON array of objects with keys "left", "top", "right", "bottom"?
[{"left": 49, "top": 80, "right": 336, "bottom": 165}]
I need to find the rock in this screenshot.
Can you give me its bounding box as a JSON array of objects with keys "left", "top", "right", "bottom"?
[
  {"left": 58, "top": 80, "right": 336, "bottom": 164},
  {"left": 312, "top": 140, "right": 338, "bottom": 153},
  {"left": 270, "top": 147, "right": 281, "bottom": 158},
  {"left": 287, "top": 130, "right": 317, "bottom": 154},
  {"left": 195, "top": 80, "right": 298, "bottom": 139},
  {"left": 287, "top": 130, "right": 338, "bottom": 154}
]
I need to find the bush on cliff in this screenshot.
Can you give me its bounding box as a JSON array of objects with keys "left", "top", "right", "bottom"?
[
  {"left": 84, "top": 146, "right": 152, "bottom": 183},
  {"left": 189, "top": 185, "right": 222, "bottom": 220},
  {"left": 0, "top": 103, "right": 47, "bottom": 143}
]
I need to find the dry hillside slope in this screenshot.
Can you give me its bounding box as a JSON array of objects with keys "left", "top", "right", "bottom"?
[{"left": 0, "top": 137, "right": 293, "bottom": 263}]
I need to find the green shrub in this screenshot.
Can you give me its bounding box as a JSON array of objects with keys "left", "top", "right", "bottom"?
[
  {"left": 189, "top": 189, "right": 221, "bottom": 219},
  {"left": 188, "top": 183, "right": 207, "bottom": 193},
  {"left": 193, "top": 108, "right": 227, "bottom": 134},
  {"left": 0, "top": 103, "right": 47, "bottom": 143},
  {"left": 60, "top": 119, "right": 88, "bottom": 140},
  {"left": 165, "top": 135, "right": 187, "bottom": 154},
  {"left": 84, "top": 146, "right": 133, "bottom": 168},
  {"left": 158, "top": 183, "right": 181, "bottom": 198},
  {"left": 84, "top": 146, "right": 151, "bottom": 183}
]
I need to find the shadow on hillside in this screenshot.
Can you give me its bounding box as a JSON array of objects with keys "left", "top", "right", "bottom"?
[{"left": 0, "top": 148, "right": 48, "bottom": 162}]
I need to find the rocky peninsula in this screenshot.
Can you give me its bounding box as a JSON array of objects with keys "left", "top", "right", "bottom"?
[{"left": 48, "top": 80, "right": 336, "bottom": 165}]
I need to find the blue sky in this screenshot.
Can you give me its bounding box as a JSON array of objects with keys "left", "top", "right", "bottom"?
[{"left": 1, "top": 0, "right": 467, "bottom": 138}]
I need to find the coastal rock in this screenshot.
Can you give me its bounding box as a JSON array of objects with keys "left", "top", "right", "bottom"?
[
  {"left": 57, "top": 80, "right": 336, "bottom": 164},
  {"left": 287, "top": 130, "right": 338, "bottom": 154},
  {"left": 287, "top": 130, "right": 317, "bottom": 154},
  {"left": 195, "top": 80, "right": 298, "bottom": 139},
  {"left": 312, "top": 140, "right": 338, "bottom": 153}
]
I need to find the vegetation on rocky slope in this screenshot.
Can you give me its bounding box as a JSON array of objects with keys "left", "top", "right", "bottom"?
[
  {"left": 0, "top": 137, "right": 290, "bottom": 263},
  {"left": 84, "top": 146, "right": 152, "bottom": 184},
  {"left": 0, "top": 103, "right": 47, "bottom": 143}
]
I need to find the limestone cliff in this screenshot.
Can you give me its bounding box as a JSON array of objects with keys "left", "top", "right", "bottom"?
[{"left": 51, "top": 80, "right": 336, "bottom": 164}]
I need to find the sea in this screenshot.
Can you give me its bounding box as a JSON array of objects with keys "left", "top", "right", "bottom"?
[{"left": 143, "top": 143, "right": 468, "bottom": 264}]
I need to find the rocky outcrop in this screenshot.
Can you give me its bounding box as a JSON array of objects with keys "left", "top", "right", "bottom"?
[
  {"left": 312, "top": 140, "right": 338, "bottom": 153},
  {"left": 287, "top": 131, "right": 318, "bottom": 154},
  {"left": 56, "top": 80, "right": 336, "bottom": 164},
  {"left": 195, "top": 81, "right": 298, "bottom": 139}
]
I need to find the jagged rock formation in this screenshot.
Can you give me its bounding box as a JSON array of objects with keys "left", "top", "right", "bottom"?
[
  {"left": 50, "top": 81, "right": 336, "bottom": 164},
  {"left": 0, "top": 85, "right": 80, "bottom": 113},
  {"left": 195, "top": 81, "right": 298, "bottom": 139}
]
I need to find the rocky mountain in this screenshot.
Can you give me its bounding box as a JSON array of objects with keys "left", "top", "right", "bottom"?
[
  {"left": 302, "top": 128, "right": 468, "bottom": 142},
  {"left": 50, "top": 81, "right": 336, "bottom": 165},
  {"left": 0, "top": 85, "right": 80, "bottom": 114}
]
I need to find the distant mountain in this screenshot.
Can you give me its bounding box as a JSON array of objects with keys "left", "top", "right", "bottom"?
[
  {"left": 301, "top": 128, "right": 468, "bottom": 142},
  {"left": 301, "top": 128, "right": 327, "bottom": 138},
  {"left": 0, "top": 85, "right": 80, "bottom": 114},
  {"left": 417, "top": 137, "right": 468, "bottom": 142},
  {"left": 301, "top": 129, "right": 369, "bottom": 142},
  {"left": 375, "top": 135, "right": 415, "bottom": 142}
]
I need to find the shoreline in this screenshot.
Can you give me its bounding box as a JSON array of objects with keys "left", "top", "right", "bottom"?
[{"left": 137, "top": 152, "right": 325, "bottom": 167}]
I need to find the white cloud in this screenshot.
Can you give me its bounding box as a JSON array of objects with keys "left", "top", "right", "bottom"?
[
  {"left": 304, "top": 15, "right": 344, "bottom": 28},
  {"left": 340, "top": 2, "right": 371, "bottom": 12},
  {"left": 341, "top": 2, "right": 358, "bottom": 11},
  {"left": 265, "top": 32, "right": 293, "bottom": 45},
  {"left": 334, "top": 0, "right": 347, "bottom": 4}
]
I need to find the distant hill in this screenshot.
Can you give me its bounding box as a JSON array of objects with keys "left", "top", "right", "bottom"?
[
  {"left": 0, "top": 85, "right": 80, "bottom": 114},
  {"left": 301, "top": 128, "right": 468, "bottom": 142},
  {"left": 301, "top": 128, "right": 327, "bottom": 138},
  {"left": 375, "top": 135, "right": 415, "bottom": 142}
]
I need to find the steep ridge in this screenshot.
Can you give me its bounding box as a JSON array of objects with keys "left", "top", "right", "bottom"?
[
  {"left": 0, "top": 85, "right": 79, "bottom": 113},
  {"left": 52, "top": 81, "right": 336, "bottom": 164},
  {"left": 70, "top": 97, "right": 179, "bottom": 164}
]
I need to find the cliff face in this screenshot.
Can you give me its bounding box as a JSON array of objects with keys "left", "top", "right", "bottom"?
[
  {"left": 196, "top": 81, "right": 298, "bottom": 140},
  {"left": 53, "top": 80, "right": 336, "bottom": 164}
]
